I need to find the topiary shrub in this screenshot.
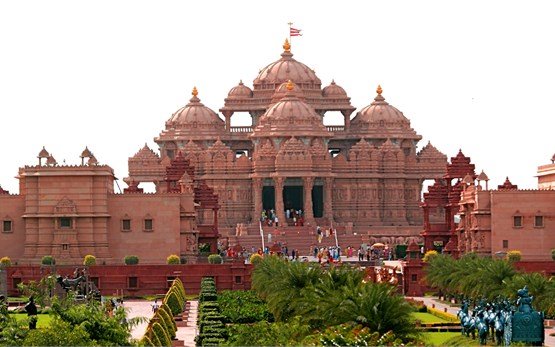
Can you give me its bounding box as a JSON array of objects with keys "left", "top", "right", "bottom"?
[
  {"left": 0, "top": 256, "right": 11, "bottom": 267},
  {"left": 83, "top": 254, "right": 96, "bottom": 266},
  {"left": 124, "top": 255, "right": 139, "bottom": 265},
  {"left": 152, "top": 322, "right": 171, "bottom": 347},
  {"left": 249, "top": 253, "right": 263, "bottom": 265},
  {"left": 552, "top": 249, "right": 555, "bottom": 261},
  {"left": 171, "top": 278, "right": 186, "bottom": 298},
  {"left": 159, "top": 304, "right": 177, "bottom": 333},
  {"left": 506, "top": 250, "right": 522, "bottom": 262},
  {"left": 207, "top": 254, "right": 223, "bottom": 264},
  {"left": 157, "top": 309, "right": 176, "bottom": 340},
  {"left": 164, "top": 291, "right": 183, "bottom": 316},
  {"left": 166, "top": 254, "right": 180, "bottom": 265},
  {"left": 41, "top": 255, "right": 55, "bottom": 265},
  {"left": 141, "top": 335, "right": 155, "bottom": 346},
  {"left": 422, "top": 250, "right": 439, "bottom": 263}
]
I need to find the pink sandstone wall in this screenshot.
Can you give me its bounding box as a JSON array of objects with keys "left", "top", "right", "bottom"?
[
  {"left": 491, "top": 190, "right": 555, "bottom": 261},
  {"left": 5, "top": 263, "right": 252, "bottom": 296},
  {"left": 0, "top": 195, "right": 26, "bottom": 261},
  {"left": 107, "top": 194, "right": 183, "bottom": 265}
]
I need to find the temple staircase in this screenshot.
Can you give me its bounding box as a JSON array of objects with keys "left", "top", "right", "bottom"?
[{"left": 228, "top": 223, "right": 365, "bottom": 255}]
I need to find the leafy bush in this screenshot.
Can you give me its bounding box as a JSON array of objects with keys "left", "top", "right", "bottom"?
[
  {"left": 200, "top": 292, "right": 217, "bottom": 302},
  {"left": 249, "top": 253, "right": 263, "bottom": 265},
  {"left": 506, "top": 250, "right": 522, "bottom": 262},
  {"left": 164, "top": 291, "right": 183, "bottom": 316},
  {"left": 41, "top": 255, "right": 55, "bottom": 265},
  {"left": 422, "top": 250, "right": 439, "bottom": 263},
  {"left": 0, "top": 256, "right": 11, "bottom": 267},
  {"left": 218, "top": 290, "right": 273, "bottom": 323},
  {"left": 171, "top": 278, "right": 186, "bottom": 298},
  {"left": 201, "top": 337, "right": 226, "bottom": 346},
  {"left": 83, "top": 254, "right": 96, "bottom": 266},
  {"left": 166, "top": 254, "right": 180, "bottom": 265},
  {"left": 405, "top": 297, "right": 427, "bottom": 313},
  {"left": 124, "top": 255, "right": 139, "bottom": 265},
  {"left": 159, "top": 304, "right": 177, "bottom": 331},
  {"left": 551, "top": 249, "right": 555, "bottom": 261},
  {"left": 207, "top": 254, "right": 223, "bottom": 264},
  {"left": 152, "top": 321, "right": 171, "bottom": 347},
  {"left": 141, "top": 335, "right": 155, "bottom": 346},
  {"left": 157, "top": 308, "right": 176, "bottom": 339},
  {"left": 23, "top": 318, "right": 91, "bottom": 346}
]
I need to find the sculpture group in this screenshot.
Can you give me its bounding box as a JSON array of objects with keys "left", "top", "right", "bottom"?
[{"left": 457, "top": 287, "right": 544, "bottom": 346}]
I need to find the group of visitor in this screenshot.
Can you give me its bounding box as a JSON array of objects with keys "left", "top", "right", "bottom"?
[
  {"left": 260, "top": 209, "right": 279, "bottom": 227},
  {"left": 313, "top": 246, "right": 342, "bottom": 263},
  {"left": 260, "top": 209, "right": 306, "bottom": 227},
  {"left": 315, "top": 225, "right": 335, "bottom": 243}
]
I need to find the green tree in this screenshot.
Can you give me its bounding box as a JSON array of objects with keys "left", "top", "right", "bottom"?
[{"left": 41, "top": 255, "right": 55, "bottom": 265}]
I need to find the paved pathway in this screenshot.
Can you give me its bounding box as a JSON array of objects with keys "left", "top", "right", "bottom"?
[
  {"left": 124, "top": 299, "right": 153, "bottom": 341},
  {"left": 125, "top": 299, "right": 199, "bottom": 346},
  {"left": 176, "top": 300, "right": 198, "bottom": 347},
  {"left": 410, "top": 296, "right": 555, "bottom": 347}
]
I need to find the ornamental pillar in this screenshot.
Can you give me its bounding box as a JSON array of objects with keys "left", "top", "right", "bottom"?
[
  {"left": 222, "top": 111, "right": 233, "bottom": 131},
  {"left": 323, "top": 177, "right": 333, "bottom": 221},
  {"left": 342, "top": 109, "right": 354, "bottom": 131},
  {"left": 273, "top": 177, "right": 286, "bottom": 227},
  {"left": 252, "top": 178, "right": 262, "bottom": 222},
  {"left": 303, "top": 177, "right": 315, "bottom": 224}
]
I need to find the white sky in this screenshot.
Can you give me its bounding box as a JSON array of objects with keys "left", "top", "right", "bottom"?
[{"left": 0, "top": 0, "right": 553, "bottom": 194}]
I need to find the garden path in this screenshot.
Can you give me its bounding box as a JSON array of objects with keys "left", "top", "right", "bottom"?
[
  {"left": 176, "top": 300, "right": 198, "bottom": 347},
  {"left": 124, "top": 299, "right": 153, "bottom": 340}
]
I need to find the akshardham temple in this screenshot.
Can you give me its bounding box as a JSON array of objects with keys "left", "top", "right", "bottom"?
[
  {"left": 0, "top": 38, "right": 472, "bottom": 265},
  {"left": 127, "top": 39, "right": 447, "bottom": 238}
]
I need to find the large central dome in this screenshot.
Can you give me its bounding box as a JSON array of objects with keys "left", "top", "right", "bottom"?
[{"left": 253, "top": 39, "right": 321, "bottom": 90}]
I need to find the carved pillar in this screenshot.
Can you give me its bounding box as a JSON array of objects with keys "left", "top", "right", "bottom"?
[
  {"left": 252, "top": 178, "right": 262, "bottom": 222},
  {"left": 222, "top": 111, "right": 233, "bottom": 131},
  {"left": 303, "top": 177, "right": 314, "bottom": 223},
  {"left": 323, "top": 177, "right": 333, "bottom": 221},
  {"left": 342, "top": 109, "right": 354, "bottom": 131},
  {"left": 273, "top": 177, "right": 286, "bottom": 226}
]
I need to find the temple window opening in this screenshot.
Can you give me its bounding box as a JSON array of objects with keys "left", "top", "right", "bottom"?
[
  {"left": 513, "top": 216, "right": 523, "bottom": 228},
  {"left": 144, "top": 219, "right": 153, "bottom": 231},
  {"left": 2, "top": 220, "right": 12, "bottom": 233},
  {"left": 534, "top": 215, "right": 544, "bottom": 228},
  {"left": 60, "top": 217, "right": 72, "bottom": 229},
  {"left": 122, "top": 219, "right": 131, "bottom": 231}
]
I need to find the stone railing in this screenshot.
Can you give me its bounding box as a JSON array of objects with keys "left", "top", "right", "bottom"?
[
  {"left": 326, "top": 125, "right": 345, "bottom": 132},
  {"left": 229, "top": 126, "right": 253, "bottom": 133}
]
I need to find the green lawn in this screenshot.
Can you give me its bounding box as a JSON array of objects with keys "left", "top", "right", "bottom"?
[
  {"left": 10, "top": 313, "right": 52, "bottom": 329},
  {"left": 422, "top": 332, "right": 484, "bottom": 346},
  {"left": 412, "top": 312, "right": 450, "bottom": 324}
]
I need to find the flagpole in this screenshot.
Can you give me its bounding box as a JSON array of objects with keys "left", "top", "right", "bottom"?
[{"left": 288, "top": 21, "right": 292, "bottom": 47}]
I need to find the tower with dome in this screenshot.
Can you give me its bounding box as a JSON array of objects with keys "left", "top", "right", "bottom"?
[{"left": 126, "top": 39, "right": 448, "bottom": 245}]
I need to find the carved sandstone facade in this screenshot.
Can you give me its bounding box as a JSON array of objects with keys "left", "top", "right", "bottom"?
[{"left": 126, "top": 41, "right": 448, "bottom": 239}]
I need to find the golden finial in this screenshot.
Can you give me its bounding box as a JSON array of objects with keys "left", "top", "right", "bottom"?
[
  {"left": 376, "top": 85, "right": 383, "bottom": 95},
  {"left": 286, "top": 80, "right": 294, "bottom": 91},
  {"left": 283, "top": 38, "right": 291, "bottom": 52},
  {"left": 192, "top": 86, "right": 198, "bottom": 97}
]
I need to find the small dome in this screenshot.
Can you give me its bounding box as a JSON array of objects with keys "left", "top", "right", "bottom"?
[
  {"left": 352, "top": 85, "right": 410, "bottom": 127},
  {"left": 80, "top": 146, "right": 93, "bottom": 158},
  {"left": 271, "top": 80, "right": 304, "bottom": 103},
  {"left": 166, "top": 87, "right": 224, "bottom": 132},
  {"left": 253, "top": 81, "right": 329, "bottom": 138},
  {"left": 38, "top": 146, "right": 49, "bottom": 158},
  {"left": 227, "top": 80, "right": 253, "bottom": 99},
  {"left": 254, "top": 39, "right": 321, "bottom": 87},
  {"left": 323, "top": 80, "right": 347, "bottom": 97}
]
